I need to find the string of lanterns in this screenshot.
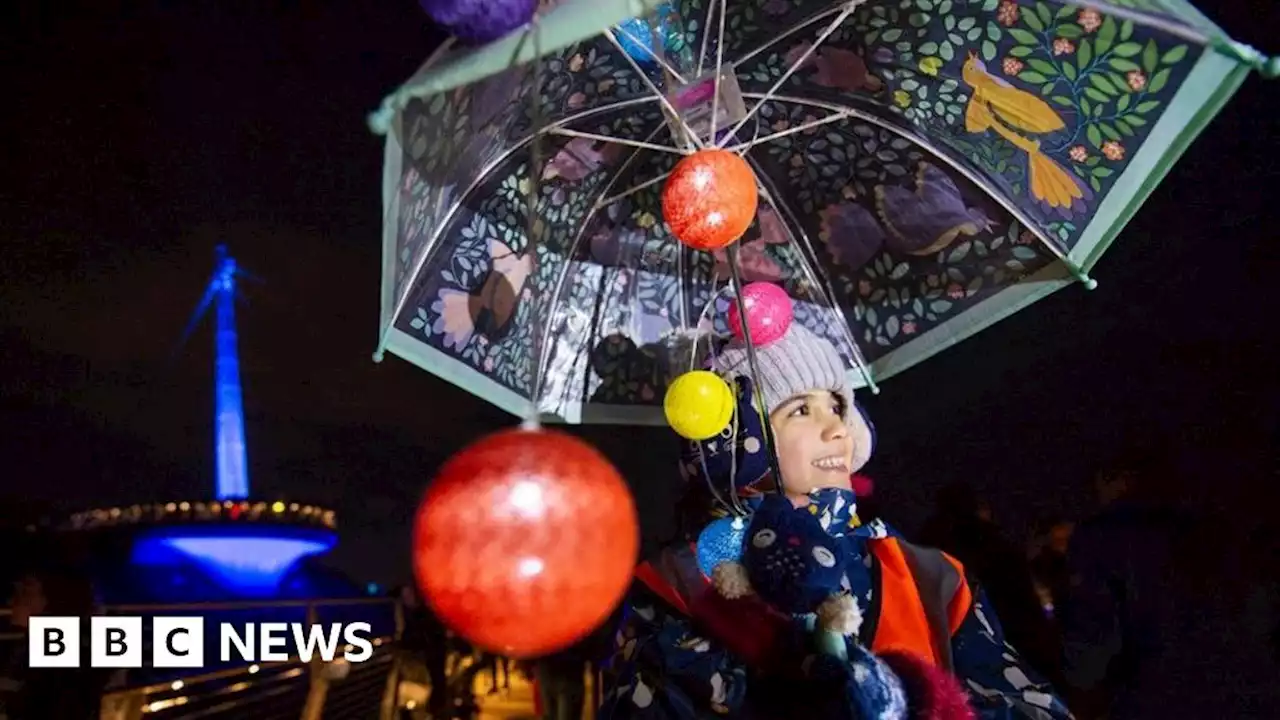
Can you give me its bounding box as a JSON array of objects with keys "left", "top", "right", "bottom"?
[
  {"left": 63, "top": 501, "right": 337, "bottom": 531},
  {"left": 406, "top": 2, "right": 790, "bottom": 659},
  {"left": 661, "top": 150, "right": 792, "bottom": 441}
]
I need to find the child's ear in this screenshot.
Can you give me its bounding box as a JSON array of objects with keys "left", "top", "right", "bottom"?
[{"left": 849, "top": 400, "right": 876, "bottom": 472}]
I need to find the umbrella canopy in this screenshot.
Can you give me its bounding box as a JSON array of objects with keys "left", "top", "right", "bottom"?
[{"left": 372, "top": 0, "right": 1269, "bottom": 424}]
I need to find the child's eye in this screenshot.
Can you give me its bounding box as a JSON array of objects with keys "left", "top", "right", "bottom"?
[{"left": 788, "top": 404, "right": 810, "bottom": 418}]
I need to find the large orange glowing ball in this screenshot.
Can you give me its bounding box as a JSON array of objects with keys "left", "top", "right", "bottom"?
[
  {"left": 662, "top": 149, "right": 759, "bottom": 251},
  {"left": 412, "top": 428, "right": 639, "bottom": 658}
]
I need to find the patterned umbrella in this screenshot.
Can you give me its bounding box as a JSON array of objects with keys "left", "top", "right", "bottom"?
[{"left": 370, "top": 0, "right": 1271, "bottom": 424}]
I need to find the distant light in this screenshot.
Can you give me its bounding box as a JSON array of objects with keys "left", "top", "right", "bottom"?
[
  {"left": 248, "top": 664, "right": 260, "bottom": 674},
  {"left": 171, "top": 680, "right": 184, "bottom": 691},
  {"left": 366, "top": 582, "right": 381, "bottom": 595},
  {"left": 132, "top": 534, "right": 334, "bottom": 595},
  {"left": 271, "top": 501, "right": 285, "bottom": 513}
]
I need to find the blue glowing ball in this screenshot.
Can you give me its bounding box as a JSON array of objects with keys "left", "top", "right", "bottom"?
[
  {"left": 696, "top": 515, "right": 747, "bottom": 576},
  {"left": 613, "top": 4, "right": 675, "bottom": 66}
]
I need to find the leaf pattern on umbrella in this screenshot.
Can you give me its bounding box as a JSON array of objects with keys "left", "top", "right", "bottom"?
[{"left": 383, "top": 0, "right": 1209, "bottom": 417}]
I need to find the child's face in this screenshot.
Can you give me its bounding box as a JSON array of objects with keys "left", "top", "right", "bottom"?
[{"left": 769, "top": 390, "right": 853, "bottom": 505}]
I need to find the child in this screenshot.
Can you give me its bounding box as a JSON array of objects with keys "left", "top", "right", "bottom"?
[{"left": 598, "top": 324, "right": 1071, "bottom": 719}]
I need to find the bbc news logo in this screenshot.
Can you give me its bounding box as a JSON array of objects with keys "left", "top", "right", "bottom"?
[{"left": 28, "top": 617, "right": 374, "bottom": 668}]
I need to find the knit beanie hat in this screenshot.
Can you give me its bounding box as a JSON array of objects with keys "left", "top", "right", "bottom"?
[{"left": 712, "top": 323, "right": 875, "bottom": 473}]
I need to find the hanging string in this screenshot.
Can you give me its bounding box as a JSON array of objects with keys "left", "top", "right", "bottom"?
[
  {"left": 522, "top": 19, "right": 546, "bottom": 431},
  {"left": 724, "top": 243, "right": 786, "bottom": 497}
]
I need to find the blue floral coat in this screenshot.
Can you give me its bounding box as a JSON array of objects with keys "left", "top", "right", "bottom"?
[{"left": 598, "top": 491, "right": 1072, "bottom": 720}]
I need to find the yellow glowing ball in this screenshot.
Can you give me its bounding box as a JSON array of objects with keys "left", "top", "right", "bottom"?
[{"left": 664, "top": 371, "right": 735, "bottom": 440}]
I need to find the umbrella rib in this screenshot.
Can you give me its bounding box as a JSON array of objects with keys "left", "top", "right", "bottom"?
[
  {"left": 725, "top": 110, "right": 855, "bottom": 153},
  {"left": 611, "top": 25, "right": 689, "bottom": 86},
  {"left": 524, "top": 19, "right": 547, "bottom": 429},
  {"left": 377, "top": 96, "right": 660, "bottom": 358},
  {"left": 742, "top": 92, "right": 1095, "bottom": 287},
  {"left": 741, "top": 153, "right": 879, "bottom": 393},
  {"left": 695, "top": 0, "right": 717, "bottom": 77},
  {"left": 718, "top": 0, "right": 865, "bottom": 149},
  {"left": 547, "top": 127, "right": 687, "bottom": 154},
  {"left": 710, "top": 0, "right": 727, "bottom": 139},
  {"left": 530, "top": 122, "right": 670, "bottom": 412},
  {"left": 594, "top": 170, "right": 673, "bottom": 209},
  {"left": 732, "top": 4, "right": 848, "bottom": 69},
  {"left": 604, "top": 28, "right": 705, "bottom": 151}
]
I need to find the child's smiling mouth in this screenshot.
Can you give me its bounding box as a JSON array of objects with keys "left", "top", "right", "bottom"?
[{"left": 811, "top": 456, "right": 848, "bottom": 472}]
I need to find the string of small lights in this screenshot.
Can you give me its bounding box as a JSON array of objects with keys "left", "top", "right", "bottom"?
[{"left": 62, "top": 501, "right": 337, "bottom": 531}]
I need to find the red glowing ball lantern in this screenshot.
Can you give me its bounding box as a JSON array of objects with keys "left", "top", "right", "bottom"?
[
  {"left": 662, "top": 149, "right": 759, "bottom": 251},
  {"left": 412, "top": 428, "right": 639, "bottom": 658}
]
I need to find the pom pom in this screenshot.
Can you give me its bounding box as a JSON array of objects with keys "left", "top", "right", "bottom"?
[
  {"left": 816, "top": 593, "right": 863, "bottom": 636},
  {"left": 711, "top": 561, "right": 752, "bottom": 599},
  {"left": 879, "top": 650, "right": 976, "bottom": 720},
  {"left": 418, "top": 0, "right": 538, "bottom": 44}
]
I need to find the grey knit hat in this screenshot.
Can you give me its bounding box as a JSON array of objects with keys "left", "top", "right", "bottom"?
[
  {"left": 713, "top": 323, "right": 874, "bottom": 471},
  {"left": 714, "top": 322, "right": 850, "bottom": 415}
]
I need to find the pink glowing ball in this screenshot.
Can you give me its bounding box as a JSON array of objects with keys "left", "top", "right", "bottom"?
[{"left": 726, "top": 282, "right": 793, "bottom": 346}]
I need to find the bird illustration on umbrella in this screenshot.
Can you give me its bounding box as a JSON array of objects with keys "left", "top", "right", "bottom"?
[
  {"left": 874, "top": 163, "right": 995, "bottom": 256},
  {"left": 961, "top": 52, "right": 1084, "bottom": 210},
  {"left": 820, "top": 200, "right": 886, "bottom": 270}
]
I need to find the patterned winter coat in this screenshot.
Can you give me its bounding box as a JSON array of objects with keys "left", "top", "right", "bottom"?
[{"left": 598, "top": 491, "right": 1072, "bottom": 720}]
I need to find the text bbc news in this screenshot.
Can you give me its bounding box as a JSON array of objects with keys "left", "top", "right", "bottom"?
[{"left": 27, "top": 617, "right": 374, "bottom": 668}]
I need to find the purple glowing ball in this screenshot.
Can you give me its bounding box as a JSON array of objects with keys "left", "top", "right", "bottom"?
[{"left": 419, "top": 0, "right": 539, "bottom": 44}]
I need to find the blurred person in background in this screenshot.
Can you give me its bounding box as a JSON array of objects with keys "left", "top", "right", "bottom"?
[
  {"left": 1061, "top": 444, "right": 1280, "bottom": 718},
  {"left": 3, "top": 568, "right": 107, "bottom": 719},
  {"left": 918, "top": 482, "right": 1061, "bottom": 685}
]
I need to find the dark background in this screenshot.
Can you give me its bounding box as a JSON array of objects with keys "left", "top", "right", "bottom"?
[{"left": 2, "top": 1, "right": 1275, "bottom": 587}]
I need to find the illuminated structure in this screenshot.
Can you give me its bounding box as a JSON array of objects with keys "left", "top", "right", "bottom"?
[
  {"left": 199, "top": 245, "right": 250, "bottom": 500},
  {"left": 62, "top": 247, "right": 339, "bottom": 599}
]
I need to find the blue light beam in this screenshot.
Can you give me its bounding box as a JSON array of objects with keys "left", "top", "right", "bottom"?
[
  {"left": 213, "top": 249, "right": 250, "bottom": 500},
  {"left": 177, "top": 246, "right": 252, "bottom": 500}
]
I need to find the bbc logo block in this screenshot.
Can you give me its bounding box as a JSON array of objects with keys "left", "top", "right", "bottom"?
[
  {"left": 153, "top": 617, "right": 204, "bottom": 668},
  {"left": 91, "top": 617, "right": 143, "bottom": 667},
  {"left": 30, "top": 617, "right": 205, "bottom": 669},
  {"left": 29, "top": 617, "right": 80, "bottom": 668}
]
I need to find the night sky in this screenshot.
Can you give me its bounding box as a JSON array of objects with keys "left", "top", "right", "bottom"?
[{"left": 2, "top": 1, "right": 1276, "bottom": 587}]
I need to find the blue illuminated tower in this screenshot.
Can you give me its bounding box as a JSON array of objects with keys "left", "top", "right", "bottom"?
[
  {"left": 208, "top": 245, "right": 250, "bottom": 500},
  {"left": 122, "top": 246, "right": 337, "bottom": 598}
]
